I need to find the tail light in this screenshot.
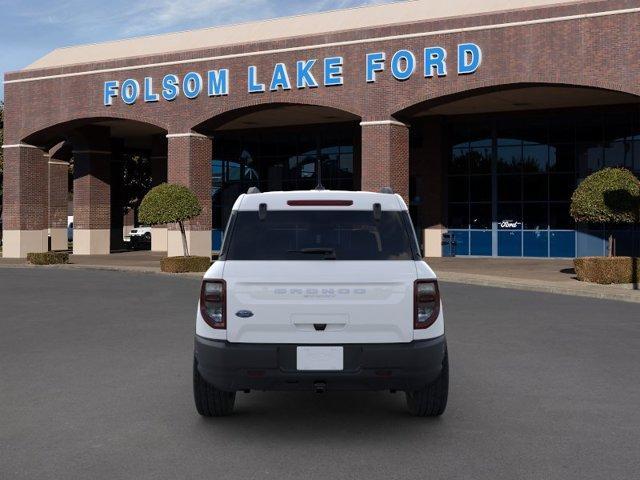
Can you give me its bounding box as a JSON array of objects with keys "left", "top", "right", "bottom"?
[
  {"left": 414, "top": 280, "right": 440, "bottom": 329},
  {"left": 200, "top": 280, "right": 226, "bottom": 329}
]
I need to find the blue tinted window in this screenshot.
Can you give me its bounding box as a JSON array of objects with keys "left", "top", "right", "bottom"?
[
  {"left": 498, "top": 231, "right": 522, "bottom": 257},
  {"left": 523, "top": 231, "right": 548, "bottom": 257}
]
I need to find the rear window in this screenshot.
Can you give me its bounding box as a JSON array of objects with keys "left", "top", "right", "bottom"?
[{"left": 223, "top": 210, "right": 419, "bottom": 261}]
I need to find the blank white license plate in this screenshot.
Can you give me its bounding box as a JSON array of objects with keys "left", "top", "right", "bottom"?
[{"left": 296, "top": 346, "right": 344, "bottom": 371}]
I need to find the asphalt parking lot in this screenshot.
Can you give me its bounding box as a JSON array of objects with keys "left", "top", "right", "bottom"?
[{"left": 1, "top": 268, "right": 639, "bottom": 480}]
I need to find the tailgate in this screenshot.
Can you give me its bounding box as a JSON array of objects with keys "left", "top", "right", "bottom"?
[{"left": 223, "top": 261, "right": 417, "bottom": 344}]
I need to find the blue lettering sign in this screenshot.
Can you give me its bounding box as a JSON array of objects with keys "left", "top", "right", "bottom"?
[
  {"left": 121, "top": 78, "right": 139, "bottom": 105},
  {"left": 144, "top": 77, "right": 159, "bottom": 102},
  {"left": 390, "top": 50, "right": 416, "bottom": 81},
  {"left": 208, "top": 69, "right": 229, "bottom": 96},
  {"left": 183, "top": 72, "right": 203, "bottom": 99},
  {"left": 296, "top": 60, "right": 318, "bottom": 89},
  {"left": 247, "top": 66, "right": 265, "bottom": 93},
  {"left": 270, "top": 63, "right": 292, "bottom": 91},
  {"left": 324, "top": 57, "right": 343, "bottom": 86},
  {"left": 458, "top": 43, "right": 482, "bottom": 75},
  {"left": 366, "top": 52, "right": 385, "bottom": 83},
  {"left": 101, "top": 44, "right": 483, "bottom": 105},
  {"left": 161, "top": 74, "right": 179, "bottom": 101},
  {"left": 424, "top": 47, "right": 447, "bottom": 77},
  {"left": 103, "top": 80, "right": 119, "bottom": 106}
]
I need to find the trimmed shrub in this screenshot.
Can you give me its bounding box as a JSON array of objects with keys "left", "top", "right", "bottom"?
[
  {"left": 27, "top": 252, "right": 69, "bottom": 265},
  {"left": 139, "top": 183, "right": 203, "bottom": 257},
  {"left": 574, "top": 256, "right": 640, "bottom": 284},
  {"left": 160, "top": 256, "right": 211, "bottom": 273},
  {"left": 570, "top": 168, "right": 640, "bottom": 224}
]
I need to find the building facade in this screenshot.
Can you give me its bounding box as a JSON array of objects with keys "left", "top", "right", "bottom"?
[{"left": 2, "top": 0, "right": 640, "bottom": 258}]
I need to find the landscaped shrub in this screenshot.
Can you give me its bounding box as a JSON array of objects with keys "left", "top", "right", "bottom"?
[
  {"left": 139, "top": 183, "right": 203, "bottom": 257},
  {"left": 570, "top": 168, "right": 640, "bottom": 224},
  {"left": 570, "top": 168, "right": 640, "bottom": 257},
  {"left": 574, "top": 256, "right": 640, "bottom": 284},
  {"left": 160, "top": 256, "right": 211, "bottom": 273},
  {"left": 27, "top": 252, "right": 69, "bottom": 265}
]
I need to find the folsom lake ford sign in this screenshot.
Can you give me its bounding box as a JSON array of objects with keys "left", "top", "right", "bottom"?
[{"left": 103, "top": 43, "right": 482, "bottom": 106}]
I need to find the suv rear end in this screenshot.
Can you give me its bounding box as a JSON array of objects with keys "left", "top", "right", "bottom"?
[{"left": 193, "top": 190, "right": 448, "bottom": 417}]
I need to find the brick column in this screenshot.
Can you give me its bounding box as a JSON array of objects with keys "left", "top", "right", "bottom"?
[
  {"left": 360, "top": 120, "right": 410, "bottom": 203},
  {"left": 48, "top": 143, "right": 70, "bottom": 251},
  {"left": 1, "top": 143, "right": 49, "bottom": 258},
  {"left": 71, "top": 127, "right": 112, "bottom": 255},
  {"left": 150, "top": 134, "right": 168, "bottom": 252},
  {"left": 166, "top": 133, "right": 212, "bottom": 258}
]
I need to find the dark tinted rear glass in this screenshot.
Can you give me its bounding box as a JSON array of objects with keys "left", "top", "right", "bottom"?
[{"left": 224, "top": 210, "right": 417, "bottom": 260}]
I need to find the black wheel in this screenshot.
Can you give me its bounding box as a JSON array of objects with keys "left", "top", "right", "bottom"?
[
  {"left": 193, "top": 358, "right": 236, "bottom": 417},
  {"left": 405, "top": 348, "right": 449, "bottom": 417}
]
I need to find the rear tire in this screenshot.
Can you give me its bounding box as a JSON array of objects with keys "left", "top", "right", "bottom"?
[
  {"left": 405, "top": 348, "right": 449, "bottom": 417},
  {"left": 193, "top": 358, "right": 236, "bottom": 417}
]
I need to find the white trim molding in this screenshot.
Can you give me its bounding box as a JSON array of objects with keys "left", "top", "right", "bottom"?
[
  {"left": 360, "top": 120, "right": 409, "bottom": 127},
  {"left": 166, "top": 132, "right": 213, "bottom": 140},
  {"left": 1, "top": 143, "right": 42, "bottom": 150},
  {"left": 48, "top": 160, "right": 70, "bottom": 165},
  {"left": 3, "top": 7, "right": 639, "bottom": 85}
]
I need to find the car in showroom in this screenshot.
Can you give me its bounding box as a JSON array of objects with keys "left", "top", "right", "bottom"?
[
  {"left": 193, "top": 188, "right": 448, "bottom": 417},
  {"left": 125, "top": 226, "right": 152, "bottom": 250}
]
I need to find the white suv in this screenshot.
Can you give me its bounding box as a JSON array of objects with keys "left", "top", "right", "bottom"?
[{"left": 193, "top": 189, "right": 448, "bottom": 417}]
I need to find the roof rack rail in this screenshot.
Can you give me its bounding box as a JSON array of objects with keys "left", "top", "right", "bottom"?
[
  {"left": 247, "top": 187, "right": 261, "bottom": 194},
  {"left": 380, "top": 187, "right": 394, "bottom": 194}
]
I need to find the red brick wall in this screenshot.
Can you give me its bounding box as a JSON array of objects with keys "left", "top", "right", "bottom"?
[
  {"left": 2, "top": 146, "right": 48, "bottom": 230},
  {"left": 167, "top": 135, "right": 212, "bottom": 231},
  {"left": 361, "top": 123, "right": 410, "bottom": 202}
]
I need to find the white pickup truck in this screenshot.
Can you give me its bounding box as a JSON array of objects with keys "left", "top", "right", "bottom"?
[{"left": 194, "top": 189, "right": 448, "bottom": 417}]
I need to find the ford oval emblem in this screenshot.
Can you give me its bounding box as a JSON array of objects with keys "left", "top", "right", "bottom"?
[{"left": 236, "top": 310, "right": 254, "bottom": 318}]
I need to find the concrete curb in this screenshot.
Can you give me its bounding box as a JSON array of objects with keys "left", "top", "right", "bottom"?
[
  {"left": 435, "top": 271, "right": 640, "bottom": 304},
  {"left": 0, "top": 263, "right": 204, "bottom": 278}
]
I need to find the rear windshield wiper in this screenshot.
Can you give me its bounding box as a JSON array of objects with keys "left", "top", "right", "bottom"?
[{"left": 287, "top": 248, "right": 337, "bottom": 259}]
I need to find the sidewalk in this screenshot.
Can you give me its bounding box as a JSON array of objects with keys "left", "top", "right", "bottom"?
[
  {"left": 426, "top": 257, "right": 640, "bottom": 304},
  {"left": 2, "top": 252, "right": 639, "bottom": 303}
]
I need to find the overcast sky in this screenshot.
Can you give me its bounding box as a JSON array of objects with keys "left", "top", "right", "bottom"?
[{"left": 0, "top": 0, "right": 401, "bottom": 100}]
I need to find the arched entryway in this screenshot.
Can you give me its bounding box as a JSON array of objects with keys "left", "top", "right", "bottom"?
[
  {"left": 193, "top": 103, "right": 361, "bottom": 251},
  {"left": 396, "top": 84, "right": 640, "bottom": 258},
  {"left": 2, "top": 118, "right": 167, "bottom": 257}
]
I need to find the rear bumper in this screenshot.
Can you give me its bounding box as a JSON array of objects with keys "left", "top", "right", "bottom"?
[{"left": 194, "top": 335, "right": 447, "bottom": 392}]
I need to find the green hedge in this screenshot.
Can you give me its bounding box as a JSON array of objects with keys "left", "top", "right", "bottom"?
[
  {"left": 27, "top": 252, "right": 69, "bottom": 265},
  {"left": 570, "top": 168, "right": 640, "bottom": 224},
  {"left": 160, "top": 256, "right": 211, "bottom": 273},
  {"left": 139, "top": 184, "right": 202, "bottom": 226},
  {"left": 574, "top": 257, "right": 640, "bottom": 284}
]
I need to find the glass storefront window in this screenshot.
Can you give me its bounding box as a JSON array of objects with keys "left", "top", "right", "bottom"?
[
  {"left": 448, "top": 176, "right": 469, "bottom": 202},
  {"left": 470, "top": 203, "right": 491, "bottom": 230},
  {"left": 523, "top": 144, "right": 548, "bottom": 173},
  {"left": 497, "top": 145, "right": 522, "bottom": 173},
  {"left": 470, "top": 175, "right": 491, "bottom": 202},
  {"left": 497, "top": 175, "right": 522, "bottom": 202},
  {"left": 211, "top": 123, "right": 358, "bottom": 240},
  {"left": 523, "top": 203, "right": 548, "bottom": 230}
]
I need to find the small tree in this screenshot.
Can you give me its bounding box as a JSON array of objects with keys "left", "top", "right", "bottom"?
[
  {"left": 570, "top": 168, "right": 640, "bottom": 256},
  {"left": 139, "top": 183, "right": 202, "bottom": 257}
]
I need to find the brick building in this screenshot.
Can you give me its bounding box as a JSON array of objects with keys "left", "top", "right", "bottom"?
[{"left": 2, "top": 0, "right": 640, "bottom": 258}]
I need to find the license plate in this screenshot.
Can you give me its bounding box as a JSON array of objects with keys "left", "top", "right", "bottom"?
[{"left": 296, "top": 346, "right": 344, "bottom": 371}]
